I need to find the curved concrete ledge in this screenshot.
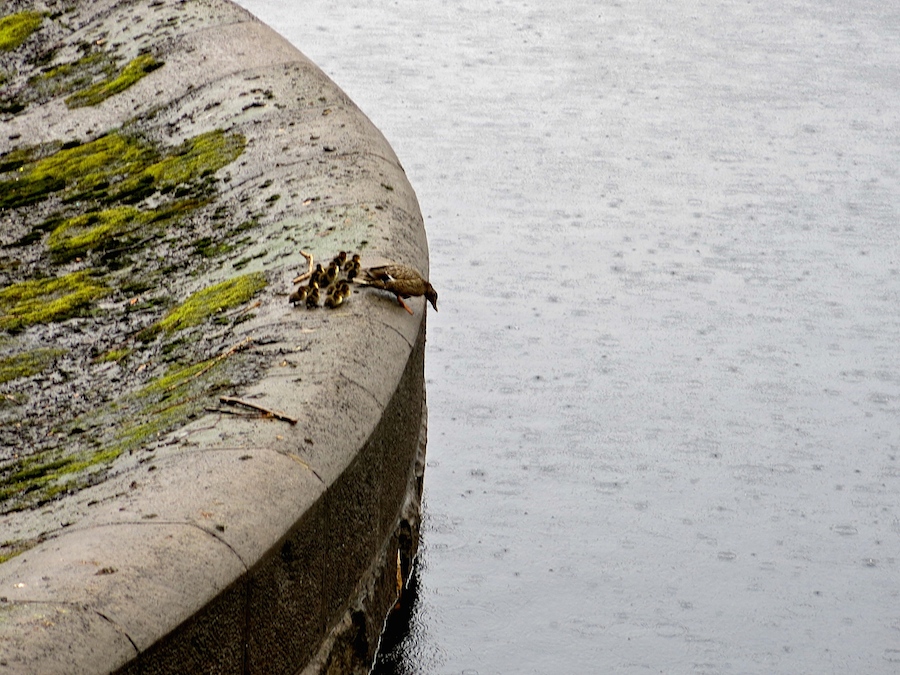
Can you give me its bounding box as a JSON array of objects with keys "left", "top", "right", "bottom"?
[{"left": 0, "top": 1, "right": 427, "bottom": 672}]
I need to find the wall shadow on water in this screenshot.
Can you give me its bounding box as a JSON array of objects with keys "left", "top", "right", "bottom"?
[{"left": 371, "top": 556, "right": 424, "bottom": 675}]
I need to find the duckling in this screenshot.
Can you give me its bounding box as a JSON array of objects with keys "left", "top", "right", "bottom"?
[
  {"left": 324, "top": 291, "right": 344, "bottom": 309},
  {"left": 305, "top": 282, "right": 320, "bottom": 309},
  {"left": 321, "top": 262, "right": 339, "bottom": 288},
  {"left": 344, "top": 253, "right": 361, "bottom": 272},
  {"left": 356, "top": 263, "right": 438, "bottom": 314},
  {"left": 345, "top": 259, "right": 361, "bottom": 281},
  {"left": 308, "top": 263, "right": 325, "bottom": 287},
  {"left": 288, "top": 286, "right": 308, "bottom": 305},
  {"left": 337, "top": 280, "right": 352, "bottom": 300},
  {"left": 332, "top": 251, "right": 348, "bottom": 267}
]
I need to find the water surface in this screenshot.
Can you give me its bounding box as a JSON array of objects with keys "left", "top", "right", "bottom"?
[{"left": 235, "top": 1, "right": 900, "bottom": 672}]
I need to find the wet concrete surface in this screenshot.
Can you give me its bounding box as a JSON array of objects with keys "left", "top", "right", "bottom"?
[{"left": 235, "top": 1, "right": 900, "bottom": 673}]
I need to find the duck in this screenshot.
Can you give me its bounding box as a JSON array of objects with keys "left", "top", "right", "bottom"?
[
  {"left": 321, "top": 262, "right": 339, "bottom": 288},
  {"left": 305, "top": 283, "right": 320, "bottom": 309},
  {"left": 344, "top": 253, "right": 361, "bottom": 272},
  {"left": 288, "top": 286, "right": 308, "bottom": 305},
  {"left": 308, "top": 263, "right": 325, "bottom": 287},
  {"left": 356, "top": 263, "right": 438, "bottom": 314},
  {"left": 345, "top": 259, "right": 361, "bottom": 281},
  {"left": 332, "top": 251, "right": 348, "bottom": 267},
  {"left": 324, "top": 291, "right": 343, "bottom": 309}
]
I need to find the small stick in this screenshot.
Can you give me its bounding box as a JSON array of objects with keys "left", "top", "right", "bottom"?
[
  {"left": 219, "top": 395, "right": 298, "bottom": 425},
  {"left": 292, "top": 250, "right": 315, "bottom": 284},
  {"left": 166, "top": 337, "right": 253, "bottom": 392},
  {"left": 204, "top": 406, "right": 261, "bottom": 418}
]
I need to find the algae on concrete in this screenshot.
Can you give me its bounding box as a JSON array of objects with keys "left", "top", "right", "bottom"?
[
  {"left": 47, "top": 206, "right": 148, "bottom": 260},
  {"left": 152, "top": 272, "right": 268, "bottom": 335},
  {"left": 0, "top": 347, "right": 66, "bottom": 384},
  {"left": 0, "top": 271, "right": 109, "bottom": 331},
  {"left": 65, "top": 53, "right": 162, "bottom": 108},
  {"left": 0, "top": 30, "right": 256, "bottom": 514},
  {"left": 0, "top": 11, "right": 43, "bottom": 52}
]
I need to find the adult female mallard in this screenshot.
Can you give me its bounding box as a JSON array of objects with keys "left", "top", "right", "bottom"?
[{"left": 357, "top": 264, "right": 438, "bottom": 314}]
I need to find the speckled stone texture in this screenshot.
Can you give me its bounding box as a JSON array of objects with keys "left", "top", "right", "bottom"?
[{"left": 0, "top": 0, "right": 429, "bottom": 672}]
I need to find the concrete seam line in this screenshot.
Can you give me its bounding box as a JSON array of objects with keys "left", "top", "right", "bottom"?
[{"left": 94, "top": 609, "right": 140, "bottom": 655}]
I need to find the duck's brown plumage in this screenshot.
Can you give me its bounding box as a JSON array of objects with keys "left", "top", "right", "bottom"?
[{"left": 358, "top": 264, "right": 438, "bottom": 313}]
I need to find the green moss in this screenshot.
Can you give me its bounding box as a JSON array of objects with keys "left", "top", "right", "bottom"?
[
  {"left": 0, "top": 11, "right": 43, "bottom": 52},
  {"left": 0, "top": 271, "right": 110, "bottom": 331},
  {"left": 30, "top": 133, "right": 153, "bottom": 189},
  {"left": 0, "top": 348, "right": 66, "bottom": 384},
  {"left": 139, "top": 360, "right": 213, "bottom": 396},
  {"left": 0, "top": 445, "right": 122, "bottom": 514},
  {"left": 154, "top": 272, "right": 266, "bottom": 334},
  {"left": 0, "top": 538, "right": 38, "bottom": 564},
  {"left": 66, "top": 54, "right": 163, "bottom": 108},
  {"left": 0, "top": 133, "right": 156, "bottom": 208},
  {"left": 94, "top": 347, "right": 130, "bottom": 363},
  {"left": 0, "top": 130, "right": 244, "bottom": 209},
  {"left": 47, "top": 206, "right": 146, "bottom": 260},
  {"left": 141, "top": 130, "right": 246, "bottom": 188},
  {"left": 0, "top": 144, "right": 38, "bottom": 173},
  {"left": 30, "top": 52, "right": 117, "bottom": 101}
]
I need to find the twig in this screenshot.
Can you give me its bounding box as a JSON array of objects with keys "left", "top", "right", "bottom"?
[
  {"left": 166, "top": 337, "right": 254, "bottom": 392},
  {"left": 219, "top": 395, "right": 298, "bottom": 425},
  {"left": 204, "top": 406, "right": 261, "bottom": 418},
  {"left": 292, "top": 250, "right": 315, "bottom": 284}
]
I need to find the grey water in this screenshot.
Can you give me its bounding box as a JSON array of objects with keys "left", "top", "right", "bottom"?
[{"left": 235, "top": 1, "right": 900, "bottom": 672}]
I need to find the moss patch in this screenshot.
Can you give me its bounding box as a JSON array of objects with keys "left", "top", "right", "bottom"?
[
  {"left": 0, "top": 11, "right": 43, "bottom": 52},
  {"left": 0, "top": 348, "right": 66, "bottom": 384},
  {"left": 0, "top": 129, "right": 245, "bottom": 210},
  {"left": 140, "top": 130, "right": 246, "bottom": 189},
  {"left": 0, "top": 446, "right": 123, "bottom": 514},
  {"left": 30, "top": 52, "right": 117, "bottom": 102},
  {"left": 0, "top": 272, "right": 109, "bottom": 331},
  {"left": 66, "top": 53, "right": 163, "bottom": 108},
  {"left": 154, "top": 272, "right": 267, "bottom": 334},
  {"left": 0, "top": 133, "right": 155, "bottom": 209},
  {"left": 47, "top": 206, "right": 147, "bottom": 260}
]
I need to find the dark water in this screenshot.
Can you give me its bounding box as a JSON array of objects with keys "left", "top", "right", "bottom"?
[{"left": 236, "top": 1, "right": 900, "bottom": 672}]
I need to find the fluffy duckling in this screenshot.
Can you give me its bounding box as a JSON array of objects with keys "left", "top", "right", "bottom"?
[
  {"left": 288, "top": 286, "right": 308, "bottom": 305},
  {"left": 344, "top": 253, "right": 361, "bottom": 272},
  {"left": 345, "top": 259, "right": 361, "bottom": 281},
  {"left": 321, "top": 262, "right": 339, "bottom": 288},
  {"left": 357, "top": 263, "right": 438, "bottom": 314},
  {"left": 305, "top": 282, "right": 320, "bottom": 309},
  {"left": 337, "top": 280, "right": 352, "bottom": 300},
  {"left": 332, "top": 251, "right": 348, "bottom": 267},
  {"left": 308, "top": 263, "right": 325, "bottom": 287}
]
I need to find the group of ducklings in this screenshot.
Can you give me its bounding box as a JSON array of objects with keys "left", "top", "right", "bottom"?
[{"left": 289, "top": 250, "right": 361, "bottom": 309}]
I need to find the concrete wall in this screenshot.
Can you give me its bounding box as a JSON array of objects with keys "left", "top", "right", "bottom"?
[{"left": 0, "top": 1, "right": 429, "bottom": 672}]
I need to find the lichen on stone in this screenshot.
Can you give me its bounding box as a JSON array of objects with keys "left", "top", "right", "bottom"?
[
  {"left": 0, "top": 11, "right": 43, "bottom": 52},
  {"left": 47, "top": 206, "right": 147, "bottom": 260},
  {"left": 0, "top": 348, "right": 66, "bottom": 384},
  {"left": 0, "top": 271, "right": 109, "bottom": 331},
  {"left": 65, "top": 53, "right": 163, "bottom": 108},
  {"left": 153, "top": 272, "right": 267, "bottom": 334},
  {"left": 140, "top": 129, "right": 246, "bottom": 189}
]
